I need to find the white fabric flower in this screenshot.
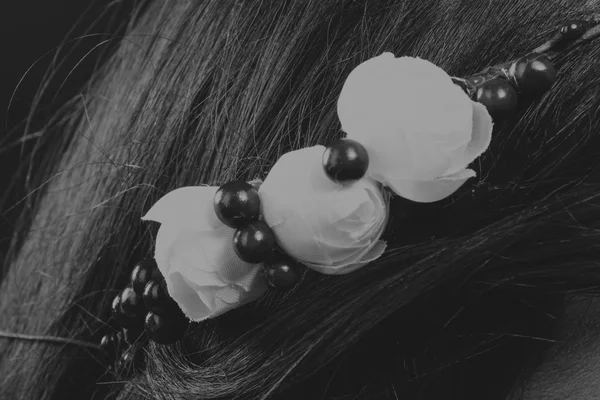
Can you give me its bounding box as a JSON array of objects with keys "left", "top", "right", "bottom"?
[
  {"left": 259, "top": 145, "right": 389, "bottom": 275},
  {"left": 142, "top": 186, "right": 268, "bottom": 322},
  {"left": 337, "top": 52, "right": 494, "bottom": 203}
]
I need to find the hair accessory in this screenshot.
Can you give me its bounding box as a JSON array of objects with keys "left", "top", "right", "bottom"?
[
  {"left": 100, "top": 259, "right": 189, "bottom": 371},
  {"left": 99, "top": 18, "right": 600, "bottom": 365}
]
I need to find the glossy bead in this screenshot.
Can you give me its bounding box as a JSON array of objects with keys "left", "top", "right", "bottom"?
[
  {"left": 233, "top": 220, "right": 277, "bottom": 263},
  {"left": 263, "top": 255, "right": 303, "bottom": 290},
  {"left": 467, "top": 75, "right": 485, "bottom": 86},
  {"left": 144, "top": 311, "right": 189, "bottom": 345},
  {"left": 323, "top": 138, "right": 369, "bottom": 183},
  {"left": 120, "top": 286, "right": 146, "bottom": 320},
  {"left": 508, "top": 54, "right": 556, "bottom": 95},
  {"left": 111, "top": 292, "right": 134, "bottom": 328},
  {"left": 559, "top": 20, "right": 587, "bottom": 40},
  {"left": 474, "top": 78, "right": 518, "bottom": 115},
  {"left": 143, "top": 280, "right": 178, "bottom": 315},
  {"left": 100, "top": 333, "right": 118, "bottom": 357},
  {"left": 131, "top": 258, "right": 161, "bottom": 295},
  {"left": 120, "top": 347, "right": 145, "bottom": 370},
  {"left": 214, "top": 180, "right": 261, "bottom": 228}
]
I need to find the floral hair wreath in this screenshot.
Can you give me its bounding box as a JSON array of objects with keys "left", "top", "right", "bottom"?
[{"left": 100, "top": 19, "right": 600, "bottom": 369}]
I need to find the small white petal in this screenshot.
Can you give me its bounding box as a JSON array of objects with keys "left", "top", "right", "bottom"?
[
  {"left": 142, "top": 186, "right": 224, "bottom": 231},
  {"left": 444, "top": 101, "right": 494, "bottom": 176},
  {"left": 386, "top": 175, "right": 471, "bottom": 203}
]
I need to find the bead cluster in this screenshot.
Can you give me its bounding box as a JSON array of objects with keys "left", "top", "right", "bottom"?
[
  {"left": 451, "top": 20, "right": 595, "bottom": 116},
  {"left": 213, "top": 181, "right": 304, "bottom": 290},
  {"left": 100, "top": 259, "right": 189, "bottom": 365}
]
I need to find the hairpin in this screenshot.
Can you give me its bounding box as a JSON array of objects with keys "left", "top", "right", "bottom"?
[{"left": 99, "top": 18, "right": 600, "bottom": 369}]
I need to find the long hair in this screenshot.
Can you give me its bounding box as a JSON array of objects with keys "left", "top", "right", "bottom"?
[{"left": 2, "top": 0, "right": 600, "bottom": 399}]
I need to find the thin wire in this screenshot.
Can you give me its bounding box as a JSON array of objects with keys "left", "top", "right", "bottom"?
[{"left": 0, "top": 329, "right": 103, "bottom": 351}]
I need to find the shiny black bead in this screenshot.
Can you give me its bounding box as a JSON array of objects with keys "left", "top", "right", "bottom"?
[
  {"left": 120, "top": 347, "right": 145, "bottom": 370},
  {"left": 507, "top": 54, "right": 556, "bottom": 95},
  {"left": 143, "top": 280, "right": 178, "bottom": 315},
  {"left": 323, "top": 138, "right": 369, "bottom": 183},
  {"left": 111, "top": 292, "right": 134, "bottom": 328},
  {"left": 263, "top": 255, "right": 303, "bottom": 290},
  {"left": 467, "top": 75, "right": 485, "bottom": 86},
  {"left": 559, "top": 20, "right": 587, "bottom": 40},
  {"left": 474, "top": 78, "right": 518, "bottom": 116},
  {"left": 214, "top": 180, "right": 261, "bottom": 228},
  {"left": 100, "top": 331, "right": 126, "bottom": 359},
  {"left": 131, "top": 259, "right": 162, "bottom": 295},
  {"left": 100, "top": 333, "right": 118, "bottom": 358},
  {"left": 120, "top": 286, "right": 146, "bottom": 320},
  {"left": 233, "top": 220, "right": 277, "bottom": 263},
  {"left": 144, "top": 311, "right": 189, "bottom": 345}
]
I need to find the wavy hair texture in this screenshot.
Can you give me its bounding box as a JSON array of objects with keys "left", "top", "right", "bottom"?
[{"left": 2, "top": 0, "right": 600, "bottom": 399}]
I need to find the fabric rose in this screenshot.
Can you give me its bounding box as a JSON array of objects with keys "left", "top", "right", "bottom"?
[
  {"left": 142, "top": 186, "right": 268, "bottom": 322},
  {"left": 259, "top": 145, "right": 389, "bottom": 275},
  {"left": 337, "top": 52, "right": 494, "bottom": 203}
]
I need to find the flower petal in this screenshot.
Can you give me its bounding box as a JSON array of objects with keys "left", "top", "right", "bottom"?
[
  {"left": 142, "top": 186, "right": 224, "bottom": 231},
  {"left": 386, "top": 175, "right": 471, "bottom": 203},
  {"left": 305, "top": 239, "right": 387, "bottom": 275},
  {"left": 152, "top": 222, "right": 268, "bottom": 322},
  {"left": 444, "top": 101, "right": 494, "bottom": 176}
]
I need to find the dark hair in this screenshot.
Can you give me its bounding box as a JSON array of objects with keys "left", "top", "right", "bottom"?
[{"left": 2, "top": 0, "right": 600, "bottom": 399}]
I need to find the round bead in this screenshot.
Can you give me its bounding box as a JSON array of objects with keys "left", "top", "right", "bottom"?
[
  {"left": 130, "top": 258, "right": 161, "bottom": 295},
  {"left": 474, "top": 78, "right": 518, "bottom": 116},
  {"left": 144, "top": 312, "right": 189, "bottom": 345},
  {"left": 323, "top": 138, "right": 369, "bottom": 183},
  {"left": 143, "top": 280, "right": 178, "bottom": 315},
  {"left": 214, "top": 180, "right": 261, "bottom": 228},
  {"left": 100, "top": 331, "right": 125, "bottom": 359},
  {"left": 467, "top": 75, "right": 485, "bottom": 86},
  {"left": 233, "top": 220, "right": 277, "bottom": 263},
  {"left": 262, "top": 255, "right": 303, "bottom": 290},
  {"left": 100, "top": 333, "right": 117, "bottom": 357},
  {"left": 120, "top": 286, "right": 146, "bottom": 320},
  {"left": 559, "top": 20, "right": 587, "bottom": 40},
  {"left": 507, "top": 54, "right": 556, "bottom": 95},
  {"left": 120, "top": 348, "right": 145, "bottom": 370},
  {"left": 100, "top": 333, "right": 113, "bottom": 350},
  {"left": 111, "top": 292, "right": 134, "bottom": 328}
]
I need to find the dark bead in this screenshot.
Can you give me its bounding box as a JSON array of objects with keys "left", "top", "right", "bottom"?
[
  {"left": 144, "top": 312, "right": 189, "bottom": 345},
  {"left": 100, "top": 333, "right": 118, "bottom": 358},
  {"left": 559, "top": 20, "right": 588, "bottom": 40},
  {"left": 233, "top": 220, "right": 277, "bottom": 263},
  {"left": 467, "top": 75, "right": 485, "bottom": 86},
  {"left": 322, "top": 138, "right": 369, "bottom": 183},
  {"left": 143, "top": 280, "right": 178, "bottom": 315},
  {"left": 262, "top": 255, "right": 303, "bottom": 290},
  {"left": 120, "top": 286, "right": 146, "bottom": 320},
  {"left": 120, "top": 347, "right": 145, "bottom": 370},
  {"left": 474, "top": 78, "right": 518, "bottom": 116},
  {"left": 507, "top": 54, "right": 556, "bottom": 95},
  {"left": 131, "top": 259, "right": 161, "bottom": 295},
  {"left": 111, "top": 292, "right": 134, "bottom": 328},
  {"left": 214, "top": 180, "right": 261, "bottom": 228}
]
